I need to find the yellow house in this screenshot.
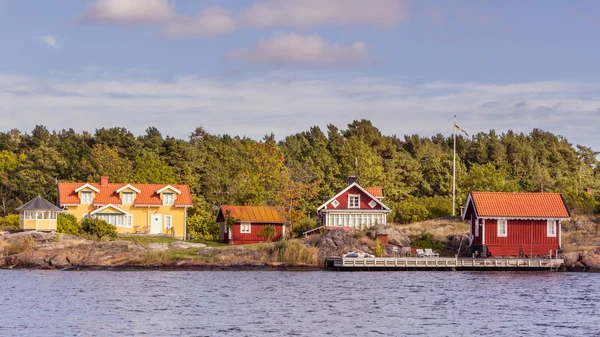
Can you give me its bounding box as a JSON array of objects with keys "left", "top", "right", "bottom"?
[
  {"left": 58, "top": 176, "right": 193, "bottom": 239},
  {"left": 16, "top": 196, "right": 64, "bottom": 231}
]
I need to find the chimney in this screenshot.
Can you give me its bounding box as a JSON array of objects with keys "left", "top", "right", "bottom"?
[
  {"left": 347, "top": 176, "right": 358, "bottom": 186},
  {"left": 100, "top": 176, "right": 109, "bottom": 187}
]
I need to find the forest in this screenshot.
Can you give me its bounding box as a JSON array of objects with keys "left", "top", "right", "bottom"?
[{"left": 0, "top": 120, "right": 598, "bottom": 238}]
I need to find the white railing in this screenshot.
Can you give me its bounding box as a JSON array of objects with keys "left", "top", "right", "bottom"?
[{"left": 334, "top": 257, "right": 564, "bottom": 268}]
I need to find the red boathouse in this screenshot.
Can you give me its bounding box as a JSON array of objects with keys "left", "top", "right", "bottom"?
[
  {"left": 463, "top": 192, "right": 570, "bottom": 257},
  {"left": 217, "top": 205, "right": 287, "bottom": 245}
]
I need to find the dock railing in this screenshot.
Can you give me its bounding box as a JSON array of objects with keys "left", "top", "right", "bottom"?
[{"left": 332, "top": 257, "right": 564, "bottom": 269}]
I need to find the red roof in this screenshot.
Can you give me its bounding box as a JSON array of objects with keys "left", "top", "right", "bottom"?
[
  {"left": 364, "top": 187, "right": 384, "bottom": 198},
  {"left": 58, "top": 182, "right": 193, "bottom": 206},
  {"left": 470, "top": 192, "right": 570, "bottom": 218},
  {"left": 219, "top": 205, "right": 286, "bottom": 223}
]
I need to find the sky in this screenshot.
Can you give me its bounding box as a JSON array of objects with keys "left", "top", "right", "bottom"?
[{"left": 1, "top": 0, "right": 600, "bottom": 148}]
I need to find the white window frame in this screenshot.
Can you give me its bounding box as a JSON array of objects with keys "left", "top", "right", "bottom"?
[
  {"left": 122, "top": 192, "right": 134, "bottom": 205},
  {"left": 497, "top": 219, "right": 508, "bottom": 237},
  {"left": 331, "top": 199, "right": 340, "bottom": 208},
  {"left": 163, "top": 193, "right": 175, "bottom": 205},
  {"left": 348, "top": 194, "right": 360, "bottom": 209},
  {"left": 81, "top": 191, "right": 93, "bottom": 204},
  {"left": 547, "top": 219, "right": 556, "bottom": 237},
  {"left": 240, "top": 222, "right": 251, "bottom": 233},
  {"left": 368, "top": 200, "right": 377, "bottom": 209},
  {"left": 474, "top": 219, "right": 479, "bottom": 237},
  {"left": 164, "top": 215, "right": 173, "bottom": 228}
]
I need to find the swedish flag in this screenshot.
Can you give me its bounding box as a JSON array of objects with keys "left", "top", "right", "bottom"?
[{"left": 454, "top": 124, "right": 469, "bottom": 137}]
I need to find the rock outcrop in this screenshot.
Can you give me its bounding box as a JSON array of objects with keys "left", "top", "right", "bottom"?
[{"left": 563, "top": 249, "right": 600, "bottom": 272}]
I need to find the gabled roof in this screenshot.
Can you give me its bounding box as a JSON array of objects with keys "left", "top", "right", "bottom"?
[
  {"left": 16, "top": 196, "right": 63, "bottom": 212},
  {"left": 115, "top": 184, "right": 141, "bottom": 194},
  {"left": 157, "top": 185, "right": 181, "bottom": 194},
  {"left": 364, "top": 187, "right": 384, "bottom": 198},
  {"left": 317, "top": 182, "right": 390, "bottom": 211},
  {"left": 75, "top": 183, "right": 100, "bottom": 193},
  {"left": 218, "top": 205, "right": 287, "bottom": 224},
  {"left": 58, "top": 182, "right": 193, "bottom": 206},
  {"left": 89, "top": 204, "right": 132, "bottom": 216},
  {"left": 464, "top": 192, "right": 570, "bottom": 219}
]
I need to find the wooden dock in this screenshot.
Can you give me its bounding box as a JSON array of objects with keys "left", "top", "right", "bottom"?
[{"left": 325, "top": 257, "right": 565, "bottom": 271}]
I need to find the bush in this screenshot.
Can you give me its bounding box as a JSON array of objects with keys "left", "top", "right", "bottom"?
[
  {"left": 411, "top": 232, "right": 445, "bottom": 253},
  {"left": 187, "top": 214, "right": 220, "bottom": 240},
  {"left": 57, "top": 213, "right": 81, "bottom": 235},
  {"left": 291, "top": 217, "right": 319, "bottom": 238},
  {"left": 375, "top": 239, "right": 382, "bottom": 257},
  {"left": 263, "top": 240, "right": 319, "bottom": 266},
  {"left": 81, "top": 217, "right": 117, "bottom": 239},
  {"left": 0, "top": 214, "right": 20, "bottom": 230},
  {"left": 258, "top": 225, "right": 276, "bottom": 242}
]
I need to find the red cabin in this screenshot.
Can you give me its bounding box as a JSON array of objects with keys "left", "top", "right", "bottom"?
[
  {"left": 217, "top": 205, "right": 287, "bottom": 245},
  {"left": 463, "top": 192, "right": 570, "bottom": 257},
  {"left": 317, "top": 176, "right": 391, "bottom": 229}
]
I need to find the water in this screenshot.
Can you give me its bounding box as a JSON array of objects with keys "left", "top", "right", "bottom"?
[{"left": 0, "top": 270, "right": 598, "bottom": 336}]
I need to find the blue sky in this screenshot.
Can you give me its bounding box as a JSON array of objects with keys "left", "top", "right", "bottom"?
[{"left": 1, "top": 0, "right": 600, "bottom": 148}]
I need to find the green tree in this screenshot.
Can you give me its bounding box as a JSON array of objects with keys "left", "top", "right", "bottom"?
[
  {"left": 81, "top": 217, "right": 117, "bottom": 239},
  {"left": 258, "top": 225, "right": 277, "bottom": 242},
  {"left": 57, "top": 213, "right": 81, "bottom": 235},
  {"left": 131, "top": 152, "right": 177, "bottom": 184}
]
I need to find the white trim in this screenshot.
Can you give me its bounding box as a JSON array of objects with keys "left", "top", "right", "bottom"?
[
  {"left": 320, "top": 209, "right": 391, "bottom": 214},
  {"left": 547, "top": 219, "right": 557, "bottom": 237},
  {"left": 469, "top": 214, "right": 473, "bottom": 245},
  {"left": 89, "top": 204, "right": 133, "bottom": 216},
  {"left": 157, "top": 185, "right": 181, "bottom": 194},
  {"left": 317, "top": 182, "right": 390, "bottom": 211},
  {"left": 558, "top": 221, "right": 562, "bottom": 248},
  {"left": 240, "top": 222, "right": 251, "bottom": 233},
  {"left": 497, "top": 218, "right": 508, "bottom": 237},
  {"left": 462, "top": 193, "right": 477, "bottom": 220},
  {"left": 331, "top": 199, "right": 340, "bottom": 208},
  {"left": 75, "top": 183, "right": 100, "bottom": 193},
  {"left": 482, "top": 219, "right": 486, "bottom": 245},
  {"left": 164, "top": 214, "right": 173, "bottom": 228},
  {"left": 474, "top": 218, "right": 479, "bottom": 237},
  {"left": 348, "top": 194, "right": 360, "bottom": 209},
  {"left": 60, "top": 204, "right": 79, "bottom": 207},
  {"left": 368, "top": 200, "right": 377, "bottom": 209},
  {"left": 131, "top": 204, "right": 162, "bottom": 207},
  {"left": 116, "top": 184, "right": 141, "bottom": 194}
]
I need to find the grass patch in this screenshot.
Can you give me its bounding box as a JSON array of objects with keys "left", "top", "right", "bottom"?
[
  {"left": 118, "top": 236, "right": 180, "bottom": 246},
  {"left": 261, "top": 240, "right": 319, "bottom": 266}
]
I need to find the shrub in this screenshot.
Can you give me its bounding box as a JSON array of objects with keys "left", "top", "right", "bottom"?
[
  {"left": 258, "top": 225, "right": 276, "bottom": 242},
  {"left": 81, "top": 217, "right": 117, "bottom": 239},
  {"left": 57, "top": 213, "right": 81, "bottom": 235},
  {"left": 187, "top": 214, "right": 220, "bottom": 240},
  {"left": 411, "top": 232, "right": 445, "bottom": 253},
  {"left": 375, "top": 239, "right": 382, "bottom": 257},
  {"left": 264, "top": 240, "right": 319, "bottom": 266},
  {"left": 291, "top": 217, "right": 319, "bottom": 238},
  {"left": 0, "top": 214, "right": 20, "bottom": 231}
]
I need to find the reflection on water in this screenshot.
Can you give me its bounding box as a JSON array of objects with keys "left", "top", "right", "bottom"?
[{"left": 0, "top": 270, "right": 598, "bottom": 336}]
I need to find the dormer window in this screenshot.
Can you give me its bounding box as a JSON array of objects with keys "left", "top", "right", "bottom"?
[
  {"left": 122, "top": 192, "right": 134, "bottom": 205},
  {"left": 163, "top": 193, "right": 174, "bottom": 205},
  {"left": 81, "top": 191, "right": 93, "bottom": 204}
]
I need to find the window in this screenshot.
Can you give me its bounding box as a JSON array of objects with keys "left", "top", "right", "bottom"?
[
  {"left": 368, "top": 200, "right": 377, "bottom": 209},
  {"left": 240, "top": 222, "right": 251, "bottom": 233},
  {"left": 331, "top": 199, "right": 340, "bottom": 208},
  {"left": 81, "top": 191, "right": 93, "bottom": 204},
  {"left": 163, "top": 193, "right": 174, "bottom": 205},
  {"left": 497, "top": 219, "right": 507, "bottom": 237},
  {"left": 164, "top": 215, "right": 172, "bottom": 228},
  {"left": 474, "top": 220, "right": 479, "bottom": 237},
  {"left": 97, "top": 214, "right": 132, "bottom": 228},
  {"left": 122, "top": 192, "right": 134, "bottom": 205},
  {"left": 348, "top": 195, "right": 360, "bottom": 209},
  {"left": 547, "top": 220, "right": 556, "bottom": 237}
]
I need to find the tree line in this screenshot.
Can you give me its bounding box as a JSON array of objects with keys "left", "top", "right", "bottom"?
[{"left": 0, "top": 120, "right": 598, "bottom": 237}]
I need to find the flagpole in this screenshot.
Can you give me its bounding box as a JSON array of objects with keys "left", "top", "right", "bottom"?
[{"left": 453, "top": 115, "right": 456, "bottom": 216}]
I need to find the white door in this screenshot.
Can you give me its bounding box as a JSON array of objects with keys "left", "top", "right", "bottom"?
[{"left": 151, "top": 214, "right": 162, "bottom": 234}]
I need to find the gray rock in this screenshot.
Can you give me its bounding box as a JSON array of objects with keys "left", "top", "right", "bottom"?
[
  {"left": 147, "top": 243, "right": 169, "bottom": 251},
  {"left": 168, "top": 241, "right": 207, "bottom": 250}
]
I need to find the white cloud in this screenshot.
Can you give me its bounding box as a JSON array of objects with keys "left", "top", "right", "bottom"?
[
  {"left": 228, "top": 33, "right": 367, "bottom": 65},
  {"left": 162, "top": 7, "right": 236, "bottom": 38},
  {"left": 78, "top": 0, "right": 175, "bottom": 24},
  {"left": 240, "top": 0, "right": 408, "bottom": 28},
  {"left": 1, "top": 71, "right": 599, "bottom": 148},
  {"left": 40, "top": 35, "right": 58, "bottom": 49}
]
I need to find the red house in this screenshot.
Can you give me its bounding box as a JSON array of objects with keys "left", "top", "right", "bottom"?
[
  {"left": 317, "top": 177, "right": 391, "bottom": 229},
  {"left": 463, "top": 192, "right": 570, "bottom": 257},
  {"left": 217, "top": 205, "right": 287, "bottom": 245}
]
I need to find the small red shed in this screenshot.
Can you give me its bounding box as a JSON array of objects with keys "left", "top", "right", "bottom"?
[
  {"left": 463, "top": 192, "right": 570, "bottom": 257},
  {"left": 217, "top": 205, "right": 287, "bottom": 245}
]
